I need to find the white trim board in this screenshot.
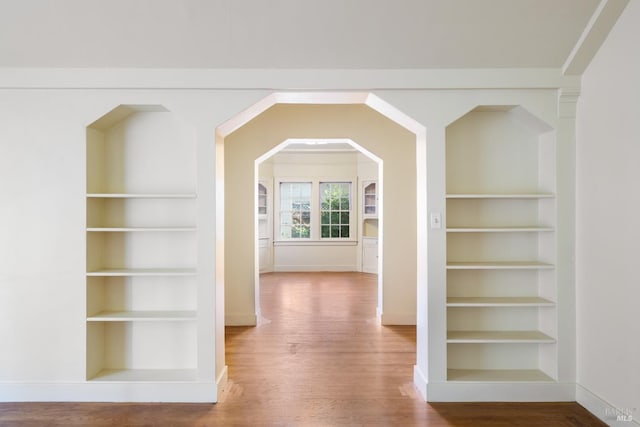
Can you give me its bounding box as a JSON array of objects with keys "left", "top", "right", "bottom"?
[
  {"left": 426, "top": 382, "right": 575, "bottom": 402},
  {"left": 577, "top": 384, "right": 640, "bottom": 426},
  {"left": 0, "top": 68, "right": 580, "bottom": 90},
  {"left": 0, "top": 382, "right": 217, "bottom": 403}
]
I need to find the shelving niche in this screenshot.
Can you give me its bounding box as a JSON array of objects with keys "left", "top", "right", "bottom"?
[
  {"left": 86, "top": 105, "right": 198, "bottom": 382},
  {"left": 445, "top": 105, "right": 557, "bottom": 383}
]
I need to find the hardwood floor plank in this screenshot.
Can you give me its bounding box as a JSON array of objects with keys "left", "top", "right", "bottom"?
[{"left": 0, "top": 272, "right": 606, "bottom": 426}]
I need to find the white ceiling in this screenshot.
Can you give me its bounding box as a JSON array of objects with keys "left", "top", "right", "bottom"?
[{"left": 0, "top": 0, "right": 623, "bottom": 71}]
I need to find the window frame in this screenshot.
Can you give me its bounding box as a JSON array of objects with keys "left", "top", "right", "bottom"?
[
  {"left": 319, "top": 181, "right": 352, "bottom": 240},
  {"left": 274, "top": 177, "right": 355, "bottom": 243}
]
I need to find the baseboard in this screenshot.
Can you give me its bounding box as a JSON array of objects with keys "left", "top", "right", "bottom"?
[
  {"left": 381, "top": 312, "right": 416, "bottom": 325},
  {"left": 576, "top": 383, "right": 639, "bottom": 425},
  {"left": 413, "top": 365, "right": 428, "bottom": 401},
  {"left": 0, "top": 382, "right": 217, "bottom": 403},
  {"left": 426, "top": 381, "right": 575, "bottom": 402},
  {"left": 216, "top": 365, "right": 228, "bottom": 403},
  {"left": 273, "top": 265, "right": 357, "bottom": 272},
  {"left": 225, "top": 313, "right": 257, "bottom": 326}
]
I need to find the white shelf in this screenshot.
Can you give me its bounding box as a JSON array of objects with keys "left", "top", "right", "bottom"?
[
  {"left": 447, "top": 369, "right": 555, "bottom": 382},
  {"left": 446, "top": 193, "right": 555, "bottom": 199},
  {"left": 87, "top": 310, "right": 197, "bottom": 322},
  {"left": 87, "top": 193, "right": 197, "bottom": 199},
  {"left": 446, "top": 261, "right": 554, "bottom": 270},
  {"left": 447, "top": 297, "right": 555, "bottom": 307},
  {"left": 447, "top": 330, "right": 555, "bottom": 343},
  {"left": 87, "top": 268, "right": 197, "bottom": 277},
  {"left": 87, "top": 227, "right": 197, "bottom": 232},
  {"left": 446, "top": 226, "right": 554, "bottom": 233},
  {"left": 88, "top": 369, "right": 198, "bottom": 382}
]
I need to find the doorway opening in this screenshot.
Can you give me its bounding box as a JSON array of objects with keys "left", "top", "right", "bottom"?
[
  {"left": 215, "top": 92, "right": 427, "bottom": 401},
  {"left": 254, "top": 138, "right": 383, "bottom": 320}
]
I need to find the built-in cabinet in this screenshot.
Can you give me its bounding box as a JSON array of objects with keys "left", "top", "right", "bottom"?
[
  {"left": 361, "top": 180, "right": 378, "bottom": 273},
  {"left": 445, "top": 106, "right": 557, "bottom": 383},
  {"left": 86, "top": 105, "right": 199, "bottom": 382},
  {"left": 258, "top": 181, "right": 272, "bottom": 272},
  {"left": 363, "top": 181, "right": 377, "bottom": 218}
]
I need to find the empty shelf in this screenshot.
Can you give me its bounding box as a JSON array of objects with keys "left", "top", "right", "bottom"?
[
  {"left": 446, "top": 226, "right": 554, "bottom": 232},
  {"left": 87, "top": 193, "right": 197, "bottom": 199},
  {"left": 87, "top": 227, "right": 196, "bottom": 232},
  {"left": 87, "top": 310, "right": 197, "bottom": 322},
  {"left": 446, "top": 194, "right": 555, "bottom": 199},
  {"left": 87, "top": 268, "right": 197, "bottom": 276},
  {"left": 447, "top": 369, "right": 555, "bottom": 382},
  {"left": 447, "top": 330, "right": 555, "bottom": 343},
  {"left": 446, "top": 262, "right": 554, "bottom": 270},
  {"left": 88, "top": 369, "right": 198, "bottom": 382},
  {"left": 447, "top": 297, "right": 555, "bottom": 307}
]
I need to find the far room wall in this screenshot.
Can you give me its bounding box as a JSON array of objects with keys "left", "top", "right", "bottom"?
[
  {"left": 258, "top": 150, "right": 378, "bottom": 272},
  {"left": 224, "top": 104, "right": 416, "bottom": 326}
]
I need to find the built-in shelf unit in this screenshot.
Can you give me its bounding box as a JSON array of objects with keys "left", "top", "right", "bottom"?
[
  {"left": 361, "top": 180, "right": 378, "bottom": 273},
  {"left": 86, "top": 105, "right": 198, "bottom": 383},
  {"left": 445, "top": 105, "right": 557, "bottom": 383}
]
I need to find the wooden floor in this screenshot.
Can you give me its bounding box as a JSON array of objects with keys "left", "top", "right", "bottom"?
[{"left": 0, "top": 272, "right": 605, "bottom": 426}]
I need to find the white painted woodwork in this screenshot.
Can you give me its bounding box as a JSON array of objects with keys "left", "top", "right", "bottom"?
[
  {"left": 445, "top": 106, "right": 558, "bottom": 384},
  {"left": 87, "top": 311, "right": 197, "bottom": 322},
  {"left": 0, "top": 78, "right": 590, "bottom": 402},
  {"left": 87, "top": 268, "right": 197, "bottom": 276},
  {"left": 446, "top": 227, "right": 554, "bottom": 233},
  {"left": 447, "top": 330, "right": 556, "bottom": 343},
  {"left": 447, "top": 297, "right": 555, "bottom": 307},
  {"left": 447, "top": 369, "right": 555, "bottom": 382},
  {"left": 362, "top": 237, "right": 378, "bottom": 274},
  {"left": 446, "top": 262, "right": 555, "bottom": 270},
  {"left": 89, "top": 369, "right": 198, "bottom": 383},
  {"left": 87, "top": 227, "right": 197, "bottom": 232},
  {"left": 85, "top": 106, "right": 200, "bottom": 388}
]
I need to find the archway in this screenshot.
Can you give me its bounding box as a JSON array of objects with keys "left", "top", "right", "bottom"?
[
  {"left": 254, "top": 137, "right": 384, "bottom": 318},
  {"left": 215, "top": 92, "right": 427, "bottom": 399}
]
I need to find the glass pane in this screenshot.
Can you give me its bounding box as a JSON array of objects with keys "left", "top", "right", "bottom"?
[
  {"left": 280, "top": 226, "right": 291, "bottom": 239},
  {"left": 341, "top": 226, "right": 349, "bottom": 238},
  {"left": 341, "top": 212, "right": 349, "bottom": 224},
  {"left": 340, "top": 197, "right": 349, "bottom": 210},
  {"left": 301, "top": 211, "right": 310, "bottom": 225},
  {"left": 321, "top": 225, "right": 330, "bottom": 238},
  {"left": 321, "top": 211, "right": 330, "bottom": 225},
  {"left": 331, "top": 212, "right": 340, "bottom": 224},
  {"left": 331, "top": 225, "right": 339, "bottom": 237}
]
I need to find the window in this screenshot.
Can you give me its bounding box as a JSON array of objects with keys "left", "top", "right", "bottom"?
[
  {"left": 320, "top": 182, "right": 351, "bottom": 238},
  {"left": 276, "top": 180, "right": 353, "bottom": 241},
  {"left": 279, "top": 182, "right": 311, "bottom": 239}
]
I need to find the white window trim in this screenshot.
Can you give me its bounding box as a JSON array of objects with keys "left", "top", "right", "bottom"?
[{"left": 274, "top": 177, "right": 356, "bottom": 243}]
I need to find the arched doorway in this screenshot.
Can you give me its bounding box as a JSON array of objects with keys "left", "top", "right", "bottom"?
[{"left": 214, "top": 92, "right": 427, "bottom": 399}]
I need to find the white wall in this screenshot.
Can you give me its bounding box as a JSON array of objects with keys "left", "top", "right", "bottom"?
[
  {"left": 0, "top": 88, "right": 267, "bottom": 402},
  {"left": 576, "top": 1, "right": 640, "bottom": 422},
  {"left": 0, "top": 82, "right": 573, "bottom": 403}
]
